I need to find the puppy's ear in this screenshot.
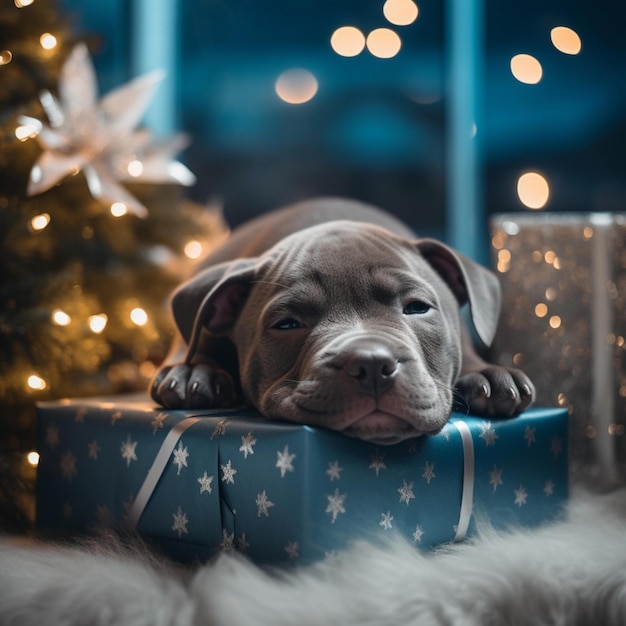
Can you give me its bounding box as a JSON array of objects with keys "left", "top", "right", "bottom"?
[
  {"left": 171, "top": 257, "right": 266, "bottom": 363},
  {"left": 415, "top": 239, "right": 501, "bottom": 347}
]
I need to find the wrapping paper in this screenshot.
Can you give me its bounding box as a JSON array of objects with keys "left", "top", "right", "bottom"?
[{"left": 37, "top": 395, "right": 568, "bottom": 564}]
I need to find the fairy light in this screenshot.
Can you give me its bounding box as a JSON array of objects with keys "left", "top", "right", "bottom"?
[
  {"left": 15, "top": 0, "right": 35, "bottom": 7},
  {"left": 15, "top": 123, "right": 41, "bottom": 141},
  {"left": 27, "top": 451, "right": 40, "bottom": 467},
  {"left": 88, "top": 314, "right": 108, "bottom": 333},
  {"left": 0, "top": 50, "right": 12, "bottom": 65},
  {"left": 40, "top": 33, "right": 58, "bottom": 50},
  {"left": 127, "top": 160, "right": 144, "bottom": 177},
  {"left": 31, "top": 213, "right": 51, "bottom": 231},
  {"left": 184, "top": 240, "right": 204, "bottom": 259},
  {"left": 51, "top": 309, "right": 71, "bottom": 326},
  {"left": 110, "top": 202, "right": 128, "bottom": 217},
  {"left": 130, "top": 307, "right": 148, "bottom": 326},
  {"left": 27, "top": 374, "right": 47, "bottom": 391}
]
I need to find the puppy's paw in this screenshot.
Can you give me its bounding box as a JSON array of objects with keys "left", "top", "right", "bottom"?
[
  {"left": 150, "top": 363, "right": 238, "bottom": 409},
  {"left": 454, "top": 366, "right": 535, "bottom": 417}
]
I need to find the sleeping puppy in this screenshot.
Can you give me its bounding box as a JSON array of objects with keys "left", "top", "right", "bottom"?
[{"left": 151, "top": 197, "right": 534, "bottom": 444}]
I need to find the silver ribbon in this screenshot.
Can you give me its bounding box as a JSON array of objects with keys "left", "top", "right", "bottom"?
[
  {"left": 452, "top": 420, "right": 475, "bottom": 542},
  {"left": 128, "top": 416, "right": 200, "bottom": 528}
]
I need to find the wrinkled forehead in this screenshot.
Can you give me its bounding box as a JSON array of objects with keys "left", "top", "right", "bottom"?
[
  {"left": 275, "top": 221, "right": 415, "bottom": 268},
  {"left": 260, "top": 221, "right": 439, "bottom": 301}
]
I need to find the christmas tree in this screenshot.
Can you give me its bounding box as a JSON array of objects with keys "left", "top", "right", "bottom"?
[{"left": 0, "top": 0, "right": 226, "bottom": 531}]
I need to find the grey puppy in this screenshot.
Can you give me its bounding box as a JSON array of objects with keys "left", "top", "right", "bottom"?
[{"left": 151, "top": 198, "right": 534, "bottom": 444}]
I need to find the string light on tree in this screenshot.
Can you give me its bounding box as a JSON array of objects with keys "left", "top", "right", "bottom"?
[
  {"left": 30, "top": 213, "right": 51, "bottom": 231},
  {"left": 88, "top": 314, "right": 108, "bottom": 334},
  {"left": 110, "top": 202, "right": 128, "bottom": 217},
  {"left": 184, "top": 240, "right": 204, "bottom": 259},
  {"left": 51, "top": 310, "right": 71, "bottom": 326},
  {"left": 39, "top": 33, "right": 58, "bottom": 50},
  {"left": 130, "top": 307, "right": 148, "bottom": 326},
  {"left": 27, "top": 374, "right": 47, "bottom": 391}
]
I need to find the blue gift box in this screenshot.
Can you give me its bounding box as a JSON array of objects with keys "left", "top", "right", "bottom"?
[{"left": 36, "top": 395, "right": 568, "bottom": 565}]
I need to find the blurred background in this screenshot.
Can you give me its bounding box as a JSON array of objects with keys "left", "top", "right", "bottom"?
[{"left": 60, "top": 0, "right": 626, "bottom": 251}]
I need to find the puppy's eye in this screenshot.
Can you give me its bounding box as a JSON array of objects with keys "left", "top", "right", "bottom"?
[
  {"left": 403, "top": 300, "right": 431, "bottom": 315},
  {"left": 272, "top": 318, "right": 304, "bottom": 330}
]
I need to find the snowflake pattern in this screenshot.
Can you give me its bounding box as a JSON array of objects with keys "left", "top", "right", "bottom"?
[
  {"left": 488, "top": 464, "right": 504, "bottom": 493},
  {"left": 172, "top": 506, "right": 189, "bottom": 538},
  {"left": 543, "top": 480, "right": 555, "bottom": 496},
  {"left": 60, "top": 450, "right": 77, "bottom": 480},
  {"left": 237, "top": 532, "right": 250, "bottom": 553},
  {"left": 285, "top": 541, "right": 299, "bottom": 560},
  {"left": 120, "top": 435, "right": 138, "bottom": 467},
  {"left": 368, "top": 450, "right": 387, "bottom": 476},
  {"left": 550, "top": 436, "right": 563, "bottom": 458},
  {"left": 276, "top": 445, "right": 296, "bottom": 477},
  {"left": 422, "top": 462, "right": 436, "bottom": 484},
  {"left": 172, "top": 440, "right": 189, "bottom": 475},
  {"left": 514, "top": 485, "right": 528, "bottom": 507},
  {"left": 326, "top": 460, "right": 343, "bottom": 481},
  {"left": 197, "top": 471, "right": 214, "bottom": 495},
  {"left": 87, "top": 440, "right": 100, "bottom": 460},
  {"left": 479, "top": 422, "right": 499, "bottom": 447},
  {"left": 412, "top": 524, "right": 424, "bottom": 543},
  {"left": 239, "top": 432, "right": 257, "bottom": 459},
  {"left": 379, "top": 511, "right": 394, "bottom": 530},
  {"left": 46, "top": 424, "right": 60, "bottom": 449},
  {"left": 220, "top": 529, "right": 235, "bottom": 553},
  {"left": 255, "top": 490, "right": 275, "bottom": 517},
  {"left": 221, "top": 460, "right": 237, "bottom": 484},
  {"left": 398, "top": 479, "right": 415, "bottom": 505},
  {"left": 151, "top": 412, "right": 167, "bottom": 435},
  {"left": 524, "top": 426, "right": 536, "bottom": 447},
  {"left": 326, "top": 488, "right": 347, "bottom": 523}
]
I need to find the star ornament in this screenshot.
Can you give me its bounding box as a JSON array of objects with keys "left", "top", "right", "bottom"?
[{"left": 20, "top": 43, "right": 196, "bottom": 217}]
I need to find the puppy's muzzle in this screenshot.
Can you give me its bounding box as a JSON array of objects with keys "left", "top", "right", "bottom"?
[{"left": 331, "top": 337, "right": 399, "bottom": 398}]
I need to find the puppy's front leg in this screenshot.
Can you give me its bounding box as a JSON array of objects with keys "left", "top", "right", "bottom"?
[
  {"left": 455, "top": 324, "right": 535, "bottom": 417},
  {"left": 150, "top": 336, "right": 240, "bottom": 409}
]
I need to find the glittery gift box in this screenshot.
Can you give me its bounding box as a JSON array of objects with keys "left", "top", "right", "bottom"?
[
  {"left": 36, "top": 395, "right": 568, "bottom": 565},
  {"left": 490, "top": 213, "right": 626, "bottom": 487}
]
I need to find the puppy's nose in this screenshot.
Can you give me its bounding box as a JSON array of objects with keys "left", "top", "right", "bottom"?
[{"left": 340, "top": 344, "right": 398, "bottom": 397}]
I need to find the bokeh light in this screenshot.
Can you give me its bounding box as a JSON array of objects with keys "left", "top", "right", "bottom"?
[
  {"left": 366, "top": 28, "right": 402, "bottom": 59},
  {"left": 330, "top": 26, "right": 366, "bottom": 57},
  {"left": 27, "top": 374, "right": 47, "bottom": 391},
  {"left": 184, "top": 240, "right": 204, "bottom": 259},
  {"left": 510, "top": 54, "right": 543, "bottom": 84},
  {"left": 517, "top": 172, "right": 550, "bottom": 209},
  {"left": 31, "top": 213, "right": 51, "bottom": 231},
  {"left": 51, "top": 309, "right": 71, "bottom": 326},
  {"left": 383, "top": 0, "right": 419, "bottom": 26},
  {"left": 110, "top": 202, "right": 128, "bottom": 217},
  {"left": 551, "top": 26, "right": 582, "bottom": 55},
  {"left": 88, "top": 314, "right": 108, "bottom": 334},
  {"left": 275, "top": 69, "right": 318, "bottom": 104},
  {"left": 130, "top": 307, "right": 148, "bottom": 326},
  {"left": 0, "top": 50, "right": 13, "bottom": 65},
  {"left": 39, "top": 33, "right": 57, "bottom": 50}
]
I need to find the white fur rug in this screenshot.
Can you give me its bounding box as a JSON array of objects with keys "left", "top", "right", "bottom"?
[{"left": 2, "top": 489, "right": 626, "bottom": 626}]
